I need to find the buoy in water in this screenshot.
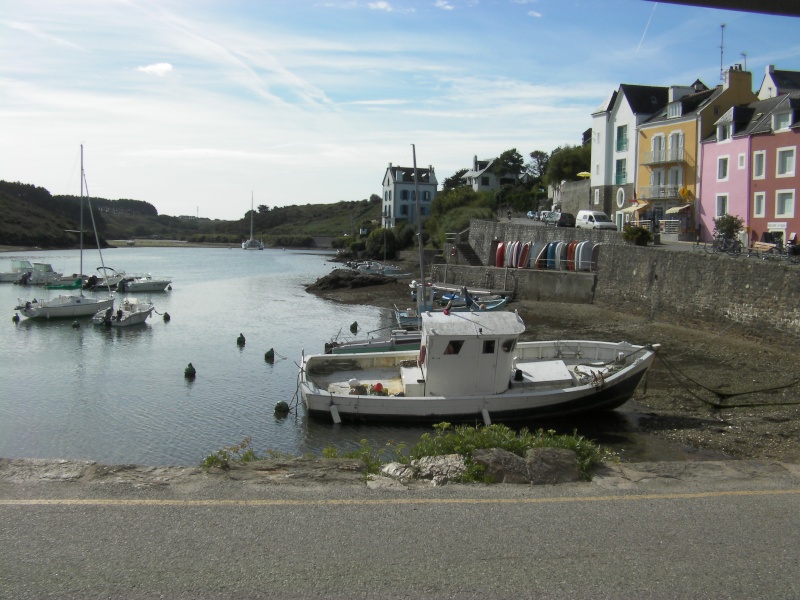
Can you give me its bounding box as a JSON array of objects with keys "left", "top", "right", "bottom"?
[
  {"left": 274, "top": 401, "right": 290, "bottom": 414},
  {"left": 184, "top": 362, "right": 196, "bottom": 378},
  {"left": 12, "top": 313, "right": 20, "bottom": 323},
  {"left": 350, "top": 321, "right": 358, "bottom": 334},
  {"left": 72, "top": 320, "right": 80, "bottom": 328},
  {"left": 264, "top": 348, "right": 275, "bottom": 363},
  {"left": 167, "top": 285, "right": 172, "bottom": 290},
  {"left": 163, "top": 312, "right": 170, "bottom": 322},
  {"left": 237, "top": 333, "right": 246, "bottom": 346}
]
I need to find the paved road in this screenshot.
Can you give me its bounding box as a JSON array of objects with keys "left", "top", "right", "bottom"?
[{"left": 2, "top": 460, "right": 799, "bottom": 599}]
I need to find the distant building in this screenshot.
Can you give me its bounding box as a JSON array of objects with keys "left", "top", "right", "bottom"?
[
  {"left": 381, "top": 163, "right": 438, "bottom": 228},
  {"left": 758, "top": 64, "right": 800, "bottom": 99},
  {"left": 462, "top": 156, "right": 499, "bottom": 193}
]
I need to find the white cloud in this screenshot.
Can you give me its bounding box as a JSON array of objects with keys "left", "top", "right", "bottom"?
[
  {"left": 368, "top": 1, "right": 393, "bottom": 11},
  {"left": 435, "top": 1, "right": 455, "bottom": 9},
  {"left": 136, "top": 62, "right": 173, "bottom": 77},
  {"left": 528, "top": 11, "right": 542, "bottom": 18}
]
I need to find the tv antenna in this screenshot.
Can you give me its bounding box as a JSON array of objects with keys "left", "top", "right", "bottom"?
[
  {"left": 741, "top": 51, "right": 747, "bottom": 71},
  {"left": 719, "top": 23, "right": 726, "bottom": 81}
]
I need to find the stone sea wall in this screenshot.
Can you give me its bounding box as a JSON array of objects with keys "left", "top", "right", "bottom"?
[{"left": 431, "top": 219, "right": 800, "bottom": 347}]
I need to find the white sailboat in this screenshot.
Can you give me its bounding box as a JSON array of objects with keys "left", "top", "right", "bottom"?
[
  {"left": 15, "top": 145, "right": 114, "bottom": 320},
  {"left": 242, "top": 192, "right": 265, "bottom": 250}
]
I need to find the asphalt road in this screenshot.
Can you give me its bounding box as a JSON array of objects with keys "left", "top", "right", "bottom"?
[{"left": 2, "top": 460, "right": 799, "bottom": 599}]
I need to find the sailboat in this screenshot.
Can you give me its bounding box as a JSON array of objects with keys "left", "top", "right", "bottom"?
[
  {"left": 15, "top": 145, "right": 115, "bottom": 320},
  {"left": 242, "top": 193, "right": 265, "bottom": 250}
]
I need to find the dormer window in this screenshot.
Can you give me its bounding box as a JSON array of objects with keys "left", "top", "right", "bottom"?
[
  {"left": 667, "top": 102, "right": 682, "bottom": 118},
  {"left": 717, "top": 124, "right": 731, "bottom": 141},
  {"left": 774, "top": 112, "right": 791, "bottom": 131}
]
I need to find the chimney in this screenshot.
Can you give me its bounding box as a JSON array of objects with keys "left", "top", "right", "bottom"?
[
  {"left": 767, "top": 64, "right": 775, "bottom": 74},
  {"left": 723, "top": 65, "right": 752, "bottom": 92},
  {"left": 473, "top": 155, "right": 478, "bottom": 170}
]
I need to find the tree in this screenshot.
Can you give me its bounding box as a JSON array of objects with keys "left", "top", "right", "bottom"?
[
  {"left": 544, "top": 144, "right": 591, "bottom": 188},
  {"left": 491, "top": 149, "right": 525, "bottom": 183},
  {"left": 442, "top": 169, "right": 468, "bottom": 193},
  {"left": 365, "top": 227, "right": 397, "bottom": 259},
  {"left": 257, "top": 204, "right": 270, "bottom": 213},
  {"left": 713, "top": 214, "right": 744, "bottom": 240},
  {"left": 527, "top": 150, "right": 550, "bottom": 180}
]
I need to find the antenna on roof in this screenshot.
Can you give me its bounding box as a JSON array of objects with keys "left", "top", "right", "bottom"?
[
  {"left": 719, "top": 23, "right": 726, "bottom": 81},
  {"left": 741, "top": 51, "right": 747, "bottom": 72}
]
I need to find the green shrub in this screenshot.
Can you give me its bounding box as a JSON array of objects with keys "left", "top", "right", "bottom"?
[{"left": 622, "top": 224, "right": 653, "bottom": 246}]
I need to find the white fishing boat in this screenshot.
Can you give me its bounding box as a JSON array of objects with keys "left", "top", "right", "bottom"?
[
  {"left": 16, "top": 262, "right": 64, "bottom": 286},
  {"left": 395, "top": 292, "right": 510, "bottom": 329},
  {"left": 355, "top": 261, "right": 412, "bottom": 278},
  {"left": 14, "top": 145, "right": 114, "bottom": 320},
  {"left": 118, "top": 274, "right": 172, "bottom": 293},
  {"left": 92, "top": 298, "right": 154, "bottom": 327},
  {"left": 242, "top": 192, "right": 264, "bottom": 250},
  {"left": 300, "top": 310, "right": 659, "bottom": 424},
  {"left": 0, "top": 260, "right": 33, "bottom": 283}
]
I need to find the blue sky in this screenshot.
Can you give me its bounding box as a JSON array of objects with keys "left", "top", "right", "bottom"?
[{"left": 1, "top": 1, "right": 798, "bottom": 220}]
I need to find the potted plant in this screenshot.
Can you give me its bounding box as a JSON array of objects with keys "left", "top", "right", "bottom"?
[{"left": 622, "top": 224, "right": 653, "bottom": 246}]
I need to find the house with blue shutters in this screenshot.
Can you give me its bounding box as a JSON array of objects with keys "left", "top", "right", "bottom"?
[{"left": 381, "top": 163, "right": 438, "bottom": 228}]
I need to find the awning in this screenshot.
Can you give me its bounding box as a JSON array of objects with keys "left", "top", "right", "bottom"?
[
  {"left": 665, "top": 204, "right": 692, "bottom": 215},
  {"left": 618, "top": 203, "right": 649, "bottom": 214}
]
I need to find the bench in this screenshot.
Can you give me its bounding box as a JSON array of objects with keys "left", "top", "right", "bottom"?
[{"left": 748, "top": 241, "right": 776, "bottom": 258}]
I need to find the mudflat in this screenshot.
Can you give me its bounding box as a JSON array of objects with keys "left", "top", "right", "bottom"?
[{"left": 309, "top": 268, "right": 800, "bottom": 463}]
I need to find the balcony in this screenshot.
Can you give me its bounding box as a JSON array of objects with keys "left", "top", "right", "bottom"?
[
  {"left": 616, "top": 138, "right": 629, "bottom": 152},
  {"left": 638, "top": 185, "right": 682, "bottom": 200},
  {"left": 642, "top": 147, "right": 687, "bottom": 166},
  {"left": 614, "top": 171, "right": 627, "bottom": 185}
]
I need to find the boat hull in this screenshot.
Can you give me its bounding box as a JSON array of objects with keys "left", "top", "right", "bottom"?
[
  {"left": 17, "top": 295, "right": 114, "bottom": 319},
  {"left": 300, "top": 340, "right": 657, "bottom": 424}
]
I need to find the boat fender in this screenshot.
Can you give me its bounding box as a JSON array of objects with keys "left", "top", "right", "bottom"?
[{"left": 417, "top": 345, "right": 427, "bottom": 367}]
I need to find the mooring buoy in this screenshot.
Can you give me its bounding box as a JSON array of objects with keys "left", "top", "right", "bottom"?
[
  {"left": 264, "top": 348, "right": 275, "bottom": 363},
  {"left": 71, "top": 320, "right": 80, "bottom": 328},
  {"left": 274, "top": 401, "right": 290, "bottom": 414},
  {"left": 184, "top": 362, "right": 196, "bottom": 378},
  {"left": 237, "top": 333, "right": 246, "bottom": 346},
  {"left": 12, "top": 313, "right": 20, "bottom": 323},
  {"left": 350, "top": 321, "right": 358, "bottom": 334},
  {"left": 163, "top": 312, "right": 170, "bottom": 322}
]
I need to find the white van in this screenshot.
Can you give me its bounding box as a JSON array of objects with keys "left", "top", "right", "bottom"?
[{"left": 576, "top": 210, "right": 617, "bottom": 230}]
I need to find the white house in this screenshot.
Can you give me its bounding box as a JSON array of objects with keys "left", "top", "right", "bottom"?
[
  {"left": 757, "top": 64, "right": 800, "bottom": 100},
  {"left": 382, "top": 163, "right": 438, "bottom": 228},
  {"left": 462, "top": 156, "right": 499, "bottom": 193}
]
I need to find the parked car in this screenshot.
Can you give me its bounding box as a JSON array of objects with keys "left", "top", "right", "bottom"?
[
  {"left": 526, "top": 210, "right": 538, "bottom": 220},
  {"left": 556, "top": 212, "right": 576, "bottom": 227},
  {"left": 542, "top": 211, "right": 559, "bottom": 226},
  {"left": 576, "top": 210, "right": 617, "bottom": 230}
]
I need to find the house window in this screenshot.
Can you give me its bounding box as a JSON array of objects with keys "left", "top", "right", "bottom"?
[
  {"left": 616, "top": 187, "right": 625, "bottom": 209},
  {"left": 774, "top": 112, "right": 791, "bottom": 131},
  {"left": 401, "top": 190, "right": 409, "bottom": 200},
  {"left": 738, "top": 153, "right": 746, "bottom": 169},
  {"left": 717, "top": 156, "right": 729, "bottom": 181},
  {"left": 423, "top": 191, "right": 430, "bottom": 202},
  {"left": 593, "top": 189, "right": 600, "bottom": 205},
  {"left": 668, "top": 132, "right": 683, "bottom": 161},
  {"left": 480, "top": 176, "right": 489, "bottom": 186},
  {"left": 776, "top": 147, "right": 796, "bottom": 177},
  {"left": 753, "top": 192, "right": 765, "bottom": 218},
  {"left": 614, "top": 159, "right": 626, "bottom": 185},
  {"left": 776, "top": 190, "right": 795, "bottom": 218},
  {"left": 716, "top": 194, "right": 728, "bottom": 217},
  {"left": 652, "top": 135, "right": 665, "bottom": 162},
  {"left": 616, "top": 125, "right": 628, "bottom": 152},
  {"left": 667, "top": 102, "right": 681, "bottom": 118},
  {"left": 717, "top": 124, "right": 731, "bottom": 141},
  {"left": 753, "top": 151, "right": 765, "bottom": 179},
  {"left": 400, "top": 205, "right": 408, "bottom": 216}
]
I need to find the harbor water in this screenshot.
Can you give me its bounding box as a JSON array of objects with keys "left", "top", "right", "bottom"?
[{"left": 1, "top": 247, "right": 714, "bottom": 466}]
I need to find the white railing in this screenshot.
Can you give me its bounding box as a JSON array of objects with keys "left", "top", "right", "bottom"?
[
  {"left": 639, "top": 185, "right": 681, "bottom": 199},
  {"left": 642, "top": 148, "right": 686, "bottom": 164}
]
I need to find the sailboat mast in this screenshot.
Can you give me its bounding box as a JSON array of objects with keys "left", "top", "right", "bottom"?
[
  {"left": 250, "top": 191, "right": 255, "bottom": 238},
  {"left": 80, "top": 144, "right": 84, "bottom": 278}
]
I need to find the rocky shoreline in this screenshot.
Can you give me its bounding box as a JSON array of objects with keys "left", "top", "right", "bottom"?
[{"left": 308, "top": 266, "right": 800, "bottom": 464}]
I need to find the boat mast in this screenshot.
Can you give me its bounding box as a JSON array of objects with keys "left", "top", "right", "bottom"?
[
  {"left": 250, "top": 191, "right": 255, "bottom": 239},
  {"left": 79, "top": 144, "right": 84, "bottom": 279},
  {"left": 411, "top": 144, "right": 426, "bottom": 310}
]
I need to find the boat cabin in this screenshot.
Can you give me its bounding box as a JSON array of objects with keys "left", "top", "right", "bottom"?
[{"left": 416, "top": 311, "right": 525, "bottom": 396}]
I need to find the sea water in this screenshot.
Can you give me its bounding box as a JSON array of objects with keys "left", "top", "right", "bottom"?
[{"left": 0, "top": 246, "right": 434, "bottom": 466}]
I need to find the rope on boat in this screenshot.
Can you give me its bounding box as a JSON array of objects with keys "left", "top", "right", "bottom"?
[{"left": 656, "top": 352, "right": 800, "bottom": 409}]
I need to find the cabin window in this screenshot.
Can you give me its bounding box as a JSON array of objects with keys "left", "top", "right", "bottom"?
[
  {"left": 444, "top": 340, "right": 464, "bottom": 355},
  {"left": 482, "top": 340, "right": 495, "bottom": 354},
  {"left": 501, "top": 339, "right": 516, "bottom": 353}
]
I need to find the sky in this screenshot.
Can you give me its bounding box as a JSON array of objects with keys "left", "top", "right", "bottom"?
[{"left": 1, "top": 1, "right": 799, "bottom": 221}]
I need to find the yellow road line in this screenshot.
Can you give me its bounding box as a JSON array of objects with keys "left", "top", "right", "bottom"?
[{"left": 2, "top": 489, "right": 800, "bottom": 507}]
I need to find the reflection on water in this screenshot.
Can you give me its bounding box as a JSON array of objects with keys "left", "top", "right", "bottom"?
[{"left": 0, "top": 247, "right": 712, "bottom": 466}]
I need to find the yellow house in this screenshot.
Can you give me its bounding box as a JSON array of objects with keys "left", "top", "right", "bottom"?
[{"left": 633, "top": 66, "right": 756, "bottom": 240}]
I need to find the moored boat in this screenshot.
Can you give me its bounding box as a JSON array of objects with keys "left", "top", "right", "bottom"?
[
  {"left": 0, "top": 260, "right": 34, "bottom": 283},
  {"left": 300, "top": 310, "right": 659, "bottom": 424},
  {"left": 118, "top": 274, "right": 172, "bottom": 293},
  {"left": 92, "top": 297, "right": 154, "bottom": 327},
  {"left": 325, "top": 328, "right": 421, "bottom": 354}
]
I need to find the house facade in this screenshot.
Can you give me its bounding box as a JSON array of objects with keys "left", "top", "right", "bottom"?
[
  {"left": 636, "top": 66, "right": 756, "bottom": 240},
  {"left": 381, "top": 163, "right": 438, "bottom": 228},
  {"left": 462, "top": 156, "right": 500, "bottom": 193},
  {"left": 757, "top": 64, "right": 800, "bottom": 100},
  {"left": 590, "top": 84, "right": 669, "bottom": 220}
]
